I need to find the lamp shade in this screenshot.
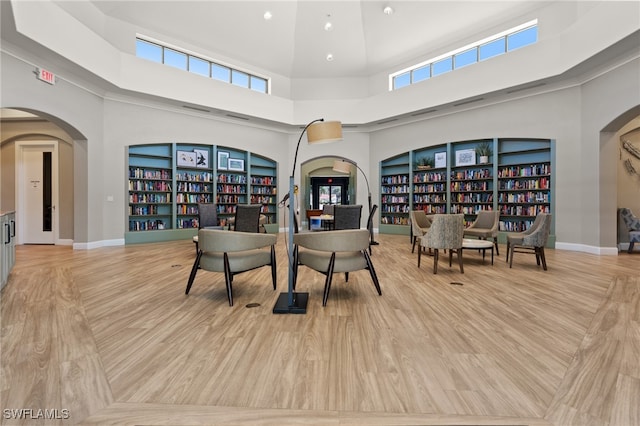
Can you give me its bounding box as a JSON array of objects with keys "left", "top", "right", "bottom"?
[
  {"left": 332, "top": 159, "right": 352, "bottom": 174},
  {"left": 307, "top": 121, "right": 342, "bottom": 144}
]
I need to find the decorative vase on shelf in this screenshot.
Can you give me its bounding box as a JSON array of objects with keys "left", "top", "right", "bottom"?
[{"left": 479, "top": 156, "right": 489, "bottom": 164}]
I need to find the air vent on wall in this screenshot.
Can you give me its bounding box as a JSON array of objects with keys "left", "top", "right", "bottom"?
[
  {"left": 226, "top": 114, "right": 249, "bottom": 121},
  {"left": 453, "top": 98, "right": 484, "bottom": 107},
  {"left": 182, "top": 105, "right": 211, "bottom": 113},
  {"left": 376, "top": 118, "right": 398, "bottom": 125},
  {"left": 507, "top": 82, "right": 547, "bottom": 94},
  {"left": 411, "top": 109, "right": 437, "bottom": 117}
]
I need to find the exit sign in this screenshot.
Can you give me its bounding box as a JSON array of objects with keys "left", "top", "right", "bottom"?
[{"left": 36, "top": 68, "right": 56, "bottom": 85}]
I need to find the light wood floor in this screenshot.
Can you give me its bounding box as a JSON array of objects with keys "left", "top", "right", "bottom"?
[{"left": 1, "top": 233, "right": 639, "bottom": 425}]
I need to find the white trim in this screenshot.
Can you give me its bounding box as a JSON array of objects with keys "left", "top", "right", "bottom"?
[
  {"left": 73, "top": 238, "right": 125, "bottom": 250},
  {"left": 555, "top": 242, "right": 619, "bottom": 256},
  {"left": 57, "top": 239, "right": 74, "bottom": 246}
]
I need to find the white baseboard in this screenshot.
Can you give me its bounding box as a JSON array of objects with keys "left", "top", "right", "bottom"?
[
  {"left": 56, "top": 239, "right": 74, "bottom": 246},
  {"left": 555, "top": 242, "right": 619, "bottom": 255},
  {"left": 73, "top": 238, "right": 125, "bottom": 250}
]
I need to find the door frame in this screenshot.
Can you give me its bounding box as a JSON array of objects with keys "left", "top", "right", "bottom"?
[{"left": 15, "top": 140, "right": 60, "bottom": 245}]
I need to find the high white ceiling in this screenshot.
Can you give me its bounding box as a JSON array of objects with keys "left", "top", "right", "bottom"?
[{"left": 87, "top": 0, "right": 545, "bottom": 79}]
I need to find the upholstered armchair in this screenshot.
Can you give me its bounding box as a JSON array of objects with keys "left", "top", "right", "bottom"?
[
  {"left": 620, "top": 208, "right": 640, "bottom": 253},
  {"left": 506, "top": 213, "right": 552, "bottom": 270},
  {"left": 418, "top": 214, "right": 465, "bottom": 274},
  {"left": 463, "top": 210, "right": 500, "bottom": 255},
  {"left": 186, "top": 229, "right": 277, "bottom": 306},
  {"left": 409, "top": 210, "right": 432, "bottom": 253},
  {"left": 293, "top": 229, "right": 381, "bottom": 306},
  {"left": 505, "top": 213, "right": 545, "bottom": 263}
]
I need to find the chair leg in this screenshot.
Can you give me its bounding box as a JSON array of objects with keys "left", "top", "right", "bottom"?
[
  {"left": 539, "top": 246, "right": 548, "bottom": 270},
  {"left": 433, "top": 249, "right": 439, "bottom": 274},
  {"left": 417, "top": 243, "right": 422, "bottom": 268},
  {"left": 629, "top": 241, "right": 635, "bottom": 254},
  {"left": 449, "top": 250, "right": 453, "bottom": 267},
  {"left": 494, "top": 238, "right": 500, "bottom": 256},
  {"left": 185, "top": 250, "right": 203, "bottom": 294},
  {"left": 457, "top": 249, "right": 464, "bottom": 274},
  {"left": 223, "top": 252, "right": 234, "bottom": 306},
  {"left": 509, "top": 245, "right": 515, "bottom": 268},
  {"left": 271, "top": 245, "right": 277, "bottom": 290},
  {"left": 322, "top": 253, "right": 336, "bottom": 306},
  {"left": 506, "top": 241, "right": 510, "bottom": 262},
  {"left": 412, "top": 236, "right": 416, "bottom": 253},
  {"left": 363, "top": 250, "right": 382, "bottom": 296}
]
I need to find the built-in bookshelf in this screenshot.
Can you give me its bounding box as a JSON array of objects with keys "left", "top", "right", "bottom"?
[
  {"left": 380, "top": 153, "right": 411, "bottom": 234},
  {"left": 126, "top": 144, "right": 277, "bottom": 244},
  {"left": 379, "top": 138, "right": 554, "bottom": 245},
  {"left": 497, "top": 139, "right": 553, "bottom": 233},
  {"left": 249, "top": 153, "right": 278, "bottom": 224},
  {"left": 412, "top": 147, "right": 448, "bottom": 214},
  {"left": 128, "top": 144, "right": 173, "bottom": 232}
]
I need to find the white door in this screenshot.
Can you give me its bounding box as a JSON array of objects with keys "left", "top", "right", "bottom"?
[{"left": 17, "top": 142, "right": 58, "bottom": 244}]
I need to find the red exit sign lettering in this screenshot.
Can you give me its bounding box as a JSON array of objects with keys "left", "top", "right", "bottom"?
[{"left": 37, "top": 68, "right": 56, "bottom": 85}]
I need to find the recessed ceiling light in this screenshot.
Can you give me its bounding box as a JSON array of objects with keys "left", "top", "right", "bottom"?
[
  {"left": 326, "top": 53, "right": 334, "bottom": 61},
  {"left": 263, "top": 11, "right": 272, "bottom": 20},
  {"left": 383, "top": 6, "right": 394, "bottom": 15},
  {"left": 324, "top": 21, "right": 333, "bottom": 31}
]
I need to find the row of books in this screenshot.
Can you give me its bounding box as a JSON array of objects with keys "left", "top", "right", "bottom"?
[
  {"left": 498, "top": 191, "right": 550, "bottom": 203},
  {"left": 499, "top": 177, "right": 550, "bottom": 190},
  {"left": 381, "top": 175, "right": 409, "bottom": 185},
  {"left": 450, "top": 181, "right": 491, "bottom": 192},
  {"left": 413, "top": 195, "right": 446, "bottom": 203},
  {"left": 129, "top": 193, "right": 171, "bottom": 203},
  {"left": 381, "top": 195, "right": 409, "bottom": 204},
  {"left": 497, "top": 164, "right": 551, "bottom": 178},
  {"left": 129, "top": 219, "right": 167, "bottom": 231},
  {"left": 380, "top": 216, "right": 410, "bottom": 225},
  {"left": 176, "top": 182, "right": 211, "bottom": 193},
  {"left": 413, "top": 183, "right": 446, "bottom": 193},
  {"left": 218, "top": 173, "right": 247, "bottom": 184},
  {"left": 175, "top": 193, "right": 212, "bottom": 203},
  {"left": 381, "top": 185, "right": 410, "bottom": 194},
  {"left": 250, "top": 176, "right": 275, "bottom": 185},
  {"left": 129, "top": 180, "right": 172, "bottom": 192},
  {"left": 413, "top": 172, "right": 447, "bottom": 183},
  {"left": 129, "top": 167, "right": 171, "bottom": 180},
  {"left": 176, "top": 171, "right": 212, "bottom": 182},
  {"left": 450, "top": 168, "right": 492, "bottom": 180}
]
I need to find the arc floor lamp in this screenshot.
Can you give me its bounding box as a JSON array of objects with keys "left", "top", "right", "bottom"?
[
  {"left": 332, "top": 158, "right": 379, "bottom": 246},
  {"left": 273, "top": 118, "right": 342, "bottom": 314}
]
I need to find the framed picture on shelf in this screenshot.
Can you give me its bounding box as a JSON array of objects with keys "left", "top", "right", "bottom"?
[
  {"left": 435, "top": 151, "right": 447, "bottom": 168},
  {"left": 177, "top": 151, "right": 197, "bottom": 167},
  {"left": 194, "top": 149, "right": 209, "bottom": 169},
  {"left": 228, "top": 158, "right": 245, "bottom": 172},
  {"left": 455, "top": 149, "right": 476, "bottom": 167},
  {"left": 217, "top": 151, "right": 229, "bottom": 170}
]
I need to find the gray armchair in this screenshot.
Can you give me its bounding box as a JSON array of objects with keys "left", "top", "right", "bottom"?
[
  {"left": 333, "top": 205, "right": 362, "bottom": 230},
  {"left": 193, "top": 203, "right": 223, "bottom": 254},
  {"left": 506, "top": 213, "right": 552, "bottom": 270},
  {"left": 186, "top": 229, "right": 277, "bottom": 306},
  {"left": 409, "top": 210, "right": 432, "bottom": 253},
  {"left": 418, "top": 214, "right": 465, "bottom": 274},
  {"left": 293, "top": 229, "right": 381, "bottom": 306},
  {"left": 620, "top": 208, "right": 640, "bottom": 253},
  {"left": 463, "top": 210, "right": 500, "bottom": 255}
]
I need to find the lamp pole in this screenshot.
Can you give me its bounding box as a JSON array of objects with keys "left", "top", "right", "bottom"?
[
  {"left": 273, "top": 119, "right": 325, "bottom": 314},
  {"left": 334, "top": 159, "right": 379, "bottom": 246}
]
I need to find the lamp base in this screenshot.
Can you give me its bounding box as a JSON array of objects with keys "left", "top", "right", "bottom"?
[{"left": 272, "top": 292, "right": 309, "bottom": 314}]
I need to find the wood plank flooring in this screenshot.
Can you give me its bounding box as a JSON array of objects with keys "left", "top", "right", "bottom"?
[{"left": 1, "top": 233, "right": 638, "bottom": 425}]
